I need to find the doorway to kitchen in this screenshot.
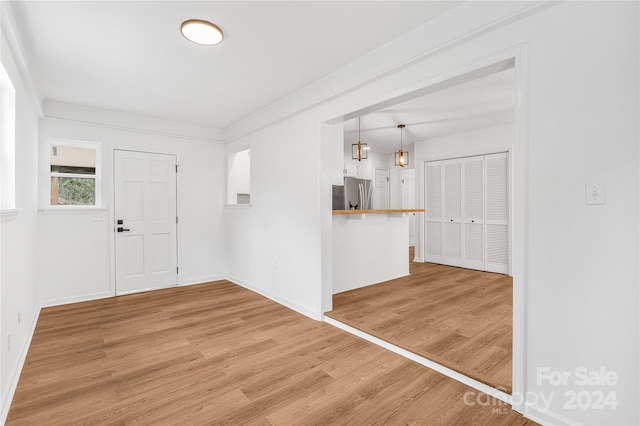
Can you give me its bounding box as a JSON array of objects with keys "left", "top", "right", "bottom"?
[{"left": 322, "top": 53, "right": 525, "bottom": 406}]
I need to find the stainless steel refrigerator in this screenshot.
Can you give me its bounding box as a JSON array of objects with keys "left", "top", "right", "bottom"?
[{"left": 343, "top": 177, "right": 373, "bottom": 210}]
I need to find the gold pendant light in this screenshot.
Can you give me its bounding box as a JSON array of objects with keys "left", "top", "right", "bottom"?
[
  {"left": 351, "top": 117, "right": 368, "bottom": 161},
  {"left": 394, "top": 124, "right": 409, "bottom": 167}
]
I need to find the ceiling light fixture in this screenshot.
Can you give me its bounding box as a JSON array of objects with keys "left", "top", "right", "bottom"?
[
  {"left": 181, "top": 19, "right": 224, "bottom": 46},
  {"left": 352, "top": 117, "right": 368, "bottom": 161},
  {"left": 394, "top": 124, "right": 409, "bottom": 168}
]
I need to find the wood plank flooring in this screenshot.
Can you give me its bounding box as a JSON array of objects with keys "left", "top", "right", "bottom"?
[
  {"left": 6, "top": 280, "right": 531, "bottom": 425},
  {"left": 326, "top": 250, "right": 513, "bottom": 393}
]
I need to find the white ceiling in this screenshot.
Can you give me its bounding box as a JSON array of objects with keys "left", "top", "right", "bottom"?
[
  {"left": 343, "top": 67, "right": 517, "bottom": 154},
  {"left": 14, "top": 1, "right": 461, "bottom": 129}
]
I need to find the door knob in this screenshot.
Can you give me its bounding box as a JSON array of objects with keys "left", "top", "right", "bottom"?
[{"left": 117, "top": 227, "right": 130, "bottom": 232}]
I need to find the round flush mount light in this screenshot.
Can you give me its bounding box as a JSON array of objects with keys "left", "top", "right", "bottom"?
[{"left": 180, "top": 19, "right": 224, "bottom": 46}]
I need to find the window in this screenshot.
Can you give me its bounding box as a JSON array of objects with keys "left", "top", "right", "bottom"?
[
  {"left": 0, "top": 62, "right": 16, "bottom": 214},
  {"left": 227, "top": 148, "right": 250, "bottom": 205},
  {"left": 44, "top": 139, "right": 101, "bottom": 208}
]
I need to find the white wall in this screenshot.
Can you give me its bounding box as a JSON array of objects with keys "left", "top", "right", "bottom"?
[
  {"left": 0, "top": 25, "right": 40, "bottom": 421},
  {"left": 225, "top": 3, "right": 638, "bottom": 425},
  {"left": 414, "top": 124, "right": 515, "bottom": 261},
  {"left": 37, "top": 107, "right": 228, "bottom": 306},
  {"left": 225, "top": 111, "right": 323, "bottom": 318}
]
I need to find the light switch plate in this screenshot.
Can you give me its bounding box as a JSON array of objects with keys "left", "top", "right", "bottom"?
[{"left": 585, "top": 182, "right": 606, "bottom": 205}]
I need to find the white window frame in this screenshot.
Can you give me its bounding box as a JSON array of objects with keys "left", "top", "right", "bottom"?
[{"left": 42, "top": 138, "right": 103, "bottom": 211}]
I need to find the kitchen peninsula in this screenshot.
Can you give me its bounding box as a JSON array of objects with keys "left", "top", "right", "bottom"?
[{"left": 332, "top": 208, "right": 424, "bottom": 294}]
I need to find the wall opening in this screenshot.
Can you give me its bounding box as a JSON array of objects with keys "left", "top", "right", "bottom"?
[{"left": 227, "top": 148, "right": 250, "bottom": 205}]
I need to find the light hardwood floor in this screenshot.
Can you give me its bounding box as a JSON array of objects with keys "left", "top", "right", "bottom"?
[
  {"left": 6, "top": 280, "right": 531, "bottom": 425},
  {"left": 326, "top": 249, "right": 512, "bottom": 393}
]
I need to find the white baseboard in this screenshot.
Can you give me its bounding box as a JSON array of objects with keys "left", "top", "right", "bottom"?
[
  {"left": 226, "top": 275, "right": 321, "bottom": 320},
  {"left": 1, "top": 306, "right": 41, "bottom": 425},
  {"left": 40, "top": 290, "right": 113, "bottom": 308},
  {"left": 412, "top": 257, "right": 424, "bottom": 262},
  {"left": 181, "top": 275, "right": 226, "bottom": 287},
  {"left": 523, "top": 404, "right": 579, "bottom": 426}
]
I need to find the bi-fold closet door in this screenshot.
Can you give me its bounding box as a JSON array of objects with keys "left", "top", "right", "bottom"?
[{"left": 424, "top": 152, "right": 509, "bottom": 274}]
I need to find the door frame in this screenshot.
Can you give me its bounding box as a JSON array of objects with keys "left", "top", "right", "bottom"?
[
  {"left": 401, "top": 168, "right": 416, "bottom": 247},
  {"left": 319, "top": 45, "right": 528, "bottom": 413},
  {"left": 108, "top": 147, "right": 182, "bottom": 297}
]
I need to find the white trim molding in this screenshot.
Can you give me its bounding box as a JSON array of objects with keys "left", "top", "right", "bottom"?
[
  {"left": 181, "top": 276, "right": 227, "bottom": 287},
  {"left": 40, "top": 291, "right": 112, "bottom": 309},
  {"left": 227, "top": 275, "right": 320, "bottom": 321},
  {"left": 0, "top": 208, "right": 20, "bottom": 222}
]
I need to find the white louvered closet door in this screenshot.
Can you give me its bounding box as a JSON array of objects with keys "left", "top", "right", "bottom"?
[
  {"left": 443, "top": 160, "right": 463, "bottom": 267},
  {"left": 485, "top": 153, "right": 509, "bottom": 273},
  {"left": 425, "top": 162, "right": 443, "bottom": 263},
  {"left": 463, "top": 157, "right": 484, "bottom": 270}
]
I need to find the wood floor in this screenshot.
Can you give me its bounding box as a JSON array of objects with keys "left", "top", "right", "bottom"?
[
  {"left": 326, "top": 249, "right": 512, "bottom": 393},
  {"left": 6, "top": 280, "right": 531, "bottom": 425}
]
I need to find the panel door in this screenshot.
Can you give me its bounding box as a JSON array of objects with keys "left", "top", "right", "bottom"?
[
  {"left": 374, "top": 168, "right": 390, "bottom": 209},
  {"left": 485, "top": 152, "right": 509, "bottom": 274},
  {"left": 424, "top": 161, "right": 443, "bottom": 263},
  {"left": 443, "top": 159, "right": 463, "bottom": 267},
  {"left": 114, "top": 150, "right": 178, "bottom": 294},
  {"left": 463, "top": 157, "right": 485, "bottom": 270}
]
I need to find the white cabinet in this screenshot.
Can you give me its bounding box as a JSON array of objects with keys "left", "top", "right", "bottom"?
[
  {"left": 343, "top": 155, "right": 373, "bottom": 180},
  {"left": 425, "top": 152, "right": 509, "bottom": 274},
  {"left": 343, "top": 156, "right": 358, "bottom": 177}
]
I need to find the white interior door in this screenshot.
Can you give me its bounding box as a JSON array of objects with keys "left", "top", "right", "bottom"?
[
  {"left": 425, "top": 161, "right": 443, "bottom": 263},
  {"left": 374, "top": 168, "right": 390, "bottom": 209},
  {"left": 485, "top": 153, "right": 509, "bottom": 274},
  {"left": 443, "top": 160, "right": 463, "bottom": 267},
  {"left": 463, "top": 157, "right": 484, "bottom": 270},
  {"left": 401, "top": 169, "right": 416, "bottom": 247},
  {"left": 115, "top": 150, "right": 177, "bottom": 295}
]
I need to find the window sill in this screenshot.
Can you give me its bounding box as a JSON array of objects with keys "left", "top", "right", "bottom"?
[
  {"left": 1, "top": 208, "right": 20, "bottom": 222},
  {"left": 225, "top": 204, "right": 252, "bottom": 209},
  {"left": 40, "top": 206, "right": 106, "bottom": 215}
]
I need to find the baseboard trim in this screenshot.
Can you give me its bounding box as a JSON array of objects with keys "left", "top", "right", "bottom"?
[
  {"left": 523, "top": 404, "right": 578, "bottom": 426},
  {"left": 40, "top": 290, "right": 113, "bottom": 308},
  {"left": 227, "top": 275, "right": 320, "bottom": 320},
  {"left": 324, "top": 316, "right": 512, "bottom": 405},
  {"left": 412, "top": 257, "right": 424, "bottom": 262},
  {"left": 181, "top": 275, "right": 226, "bottom": 287},
  {"left": 1, "top": 306, "right": 41, "bottom": 425}
]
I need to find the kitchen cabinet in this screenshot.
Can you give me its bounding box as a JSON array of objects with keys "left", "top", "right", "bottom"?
[
  {"left": 343, "top": 154, "right": 373, "bottom": 180},
  {"left": 425, "top": 152, "right": 509, "bottom": 274}
]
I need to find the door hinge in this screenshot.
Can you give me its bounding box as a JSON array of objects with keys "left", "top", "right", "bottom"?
[
  {"left": 176, "top": 216, "right": 178, "bottom": 224},
  {"left": 175, "top": 164, "right": 179, "bottom": 173},
  {"left": 176, "top": 267, "right": 179, "bottom": 274}
]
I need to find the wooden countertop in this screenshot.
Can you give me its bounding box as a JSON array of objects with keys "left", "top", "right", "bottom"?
[{"left": 332, "top": 209, "right": 425, "bottom": 215}]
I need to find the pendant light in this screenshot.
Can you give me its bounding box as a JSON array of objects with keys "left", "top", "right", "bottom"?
[
  {"left": 351, "top": 117, "right": 368, "bottom": 161},
  {"left": 395, "top": 124, "right": 409, "bottom": 167}
]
